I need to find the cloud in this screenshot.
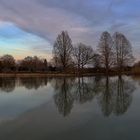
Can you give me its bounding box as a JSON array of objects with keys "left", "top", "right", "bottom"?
[
  {"left": 0, "top": 0, "right": 92, "bottom": 43},
  {"left": 0, "top": 0, "right": 117, "bottom": 45},
  {"left": 0, "top": 0, "right": 139, "bottom": 59}
]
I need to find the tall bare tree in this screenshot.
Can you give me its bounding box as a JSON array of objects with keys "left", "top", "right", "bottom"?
[
  {"left": 73, "top": 43, "right": 94, "bottom": 70},
  {"left": 113, "top": 32, "right": 134, "bottom": 72},
  {"left": 53, "top": 31, "right": 73, "bottom": 71},
  {"left": 97, "top": 31, "right": 114, "bottom": 74}
]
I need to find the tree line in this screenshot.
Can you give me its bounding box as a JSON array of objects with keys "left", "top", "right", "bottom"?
[
  {"left": 53, "top": 31, "right": 134, "bottom": 74},
  {"left": 0, "top": 31, "right": 135, "bottom": 74},
  {"left": 0, "top": 55, "right": 50, "bottom": 72}
]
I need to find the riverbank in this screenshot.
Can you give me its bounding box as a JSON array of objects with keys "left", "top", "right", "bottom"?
[{"left": 0, "top": 71, "right": 137, "bottom": 77}]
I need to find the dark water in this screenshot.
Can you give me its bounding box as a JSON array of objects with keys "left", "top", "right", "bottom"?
[{"left": 0, "top": 76, "right": 139, "bottom": 140}]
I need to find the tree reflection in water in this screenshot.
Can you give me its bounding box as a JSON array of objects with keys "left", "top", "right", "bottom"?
[
  {"left": 98, "top": 76, "right": 114, "bottom": 116},
  {"left": 114, "top": 76, "right": 135, "bottom": 115},
  {"left": 98, "top": 76, "right": 135, "bottom": 117},
  {"left": 74, "top": 77, "right": 97, "bottom": 104},
  {"left": 53, "top": 78, "right": 75, "bottom": 117},
  {"left": 0, "top": 76, "right": 136, "bottom": 117},
  {"left": 0, "top": 77, "right": 48, "bottom": 92},
  {"left": 19, "top": 77, "right": 48, "bottom": 90},
  {"left": 0, "top": 77, "right": 16, "bottom": 93},
  {"left": 52, "top": 76, "right": 135, "bottom": 117},
  {"left": 52, "top": 77, "right": 105, "bottom": 116},
  {"left": 52, "top": 77, "right": 99, "bottom": 116}
]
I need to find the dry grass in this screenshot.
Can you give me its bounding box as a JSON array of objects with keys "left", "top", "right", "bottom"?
[
  {"left": 0, "top": 73, "right": 78, "bottom": 77},
  {"left": 131, "top": 67, "right": 140, "bottom": 75},
  {"left": 0, "top": 69, "right": 136, "bottom": 77}
]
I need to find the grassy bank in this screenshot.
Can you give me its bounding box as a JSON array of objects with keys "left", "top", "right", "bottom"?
[{"left": 0, "top": 71, "right": 136, "bottom": 77}]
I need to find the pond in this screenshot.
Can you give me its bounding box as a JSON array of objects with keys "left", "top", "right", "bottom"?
[{"left": 0, "top": 76, "right": 139, "bottom": 140}]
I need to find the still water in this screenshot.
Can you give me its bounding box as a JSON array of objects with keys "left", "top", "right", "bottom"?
[{"left": 0, "top": 76, "right": 139, "bottom": 140}]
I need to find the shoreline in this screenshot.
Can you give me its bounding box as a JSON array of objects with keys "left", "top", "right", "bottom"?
[{"left": 0, "top": 72, "right": 138, "bottom": 77}]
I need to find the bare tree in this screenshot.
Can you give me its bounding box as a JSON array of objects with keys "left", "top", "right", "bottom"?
[
  {"left": 0, "top": 54, "right": 15, "bottom": 71},
  {"left": 97, "top": 31, "right": 114, "bottom": 74},
  {"left": 19, "top": 56, "right": 46, "bottom": 72},
  {"left": 113, "top": 32, "right": 134, "bottom": 72},
  {"left": 53, "top": 31, "right": 73, "bottom": 71},
  {"left": 43, "top": 59, "right": 48, "bottom": 71},
  {"left": 73, "top": 43, "right": 94, "bottom": 70},
  {"left": 50, "top": 55, "right": 60, "bottom": 68},
  {"left": 93, "top": 53, "right": 101, "bottom": 69},
  {"left": 19, "top": 56, "right": 35, "bottom": 72}
]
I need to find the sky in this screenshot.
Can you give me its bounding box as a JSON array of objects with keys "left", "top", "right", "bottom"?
[{"left": 0, "top": 0, "right": 139, "bottom": 60}]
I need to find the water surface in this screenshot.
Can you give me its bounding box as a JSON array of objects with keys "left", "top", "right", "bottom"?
[{"left": 0, "top": 76, "right": 139, "bottom": 140}]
